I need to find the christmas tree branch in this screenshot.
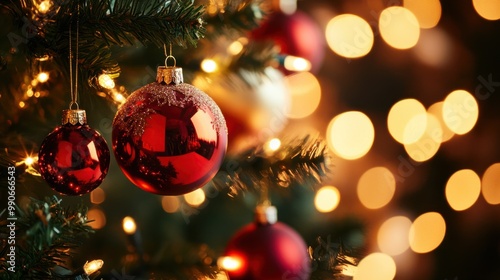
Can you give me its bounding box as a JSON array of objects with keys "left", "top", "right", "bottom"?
[
  {"left": 309, "top": 237, "right": 360, "bottom": 280},
  {"left": 202, "top": 0, "right": 264, "bottom": 38},
  {"left": 0, "top": 196, "right": 94, "bottom": 279},
  {"left": 214, "top": 135, "right": 331, "bottom": 195},
  {"left": 1, "top": 0, "right": 205, "bottom": 88}
]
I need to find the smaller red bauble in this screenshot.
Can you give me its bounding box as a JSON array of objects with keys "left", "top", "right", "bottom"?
[
  {"left": 38, "top": 110, "right": 110, "bottom": 195},
  {"left": 112, "top": 66, "right": 227, "bottom": 195},
  {"left": 224, "top": 206, "right": 310, "bottom": 280},
  {"left": 251, "top": 11, "right": 325, "bottom": 73}
]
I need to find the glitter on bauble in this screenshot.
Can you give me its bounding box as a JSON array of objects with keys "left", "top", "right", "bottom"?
[
  {"left": 112, "top": 66, "right": 227, "bottom": 196},
  {"left": 38, "top": 109, "right": 110, "bottom": 195}
]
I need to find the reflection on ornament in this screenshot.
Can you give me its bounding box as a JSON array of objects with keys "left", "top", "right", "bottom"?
[
  {"left": 38, "top": 110, "right": 110, "bottom": 195},
  {"left": 193, "top": 67, "right": 290, "bottom": 153},
  {"left": 112, "top": 66, "right": 227, "bottom": 195}
]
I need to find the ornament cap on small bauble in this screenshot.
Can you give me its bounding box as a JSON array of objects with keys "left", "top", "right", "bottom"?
[
  {"left": 255, "top": 204, "right": 278, "bottom": 225},
  {"left": 156, "top": 66, "right": 183, "bottom": 85},
  {"left": 62, "top": 109, "right": 87, "bottom": 125}
]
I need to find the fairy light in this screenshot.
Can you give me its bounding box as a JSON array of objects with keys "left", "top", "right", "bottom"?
[
  {"left": 24, "top": 156, "right": 36, "bottom": 166},
  {"left": 227, "top": 39, "right": 246, "bottom": 55},
  {"left": 268, "top": 138, "right": 281, "bottom": 151},
  {"left": 122, "top": 216, "right": 137, "bottom": 234},
  {"left": 201, "top": 59, "right": 218, "bottom": 73},
  {"left": 19, "top": 101, "right": 25, "bottom": 108},
  {"left": 83, "top": 259, "right": 104, "bottom": 275},
  {"left": 26, "top": 87, "right": 34, "bottom": 97},
  {"left": 98, "top": 74, "right": 115, "bottom": 89},
  {"left": 37, "top": 72, "right": 49, "bottom": 83},
  {"left": 184, "top": 189, "right": 206, "bottom": 207},
  {"left": 37, "top": 0, "right": 52, "bottom": 14},
  {"left": 113, "top": 92, "right": 125, "bottom": 103},
  {"left": 283, "top": 56, "right": 311, "bottom": 72},
  {"left": 17, "top": 155, "right": 41, "bottom": 176},
  {"left": 218, "top": 256, "right": 243, "bottom": 271}
]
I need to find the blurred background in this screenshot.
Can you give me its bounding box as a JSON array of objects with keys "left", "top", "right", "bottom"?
[{"left": 2, "top": 0, "right": 500, "bottom": 279}]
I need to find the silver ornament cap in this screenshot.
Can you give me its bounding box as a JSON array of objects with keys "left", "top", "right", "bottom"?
[
  {"left": 156, "top": 66, "right": 183, "bottom": 85},
  {"left": 62, "top": 109, "right": 87, "bottom": 125},
  {"left": 255, "top": 204, "right": 278, "bottom": 225}
]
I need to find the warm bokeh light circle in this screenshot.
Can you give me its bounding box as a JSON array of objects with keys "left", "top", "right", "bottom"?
[
  {"left": 357, "top": 167, "right": 396, "bottom": 209},
  {"left": 404, "top": 0, "right": 442, "bottom": 28},
  {"left": 325, "top": 14, "right": 374, "bottom": 58},
  {"left": 445, "top": 169, "right": 481, "bottom": 211},
  {"left": 315, "top": 186, "right": 341, "bottom": 213},
  {"left": 387, "top": 99, "right": 427, "bottom": 144},
  {"left": 442, "top": 90, "right": 479, "bottom": 135},
  {"left": 353, "top": 252, "right": 396, "bottom": 280},
  {"left": 327, "top": 111, "right": 375, "bottom": 160},
  {"left": 379, "top": 6, "right": 420, "bottom": 49},
  {"left": 409, "top": 212, "right": 446, "bottom": 253},
  {"left": 473, "top": 0, "right": 500, "bottom": 20},
  {"left": 481, "top": 163, "right": 500, "bottom": 205},
  {"left": 377, "top": 216, "right": 412, "bottom": 256}
]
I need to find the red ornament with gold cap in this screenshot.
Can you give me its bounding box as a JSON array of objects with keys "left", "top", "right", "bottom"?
[
  {"left": 112, "top": 58, "right": 228, "bottom": 195},
  {"left": 38, "top": 109, "right": 110, "bottom": 195},
  {"left": 222, "top": 204, "right": 311, "bottom": 280}
]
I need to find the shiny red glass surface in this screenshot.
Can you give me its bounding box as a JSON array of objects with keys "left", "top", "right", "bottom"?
[{"left": 38, "top": 124, "right": 110, "bottom": 195}]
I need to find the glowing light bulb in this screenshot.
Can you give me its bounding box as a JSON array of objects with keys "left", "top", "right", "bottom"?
[
  {"left": 98, "top": 74, "right": 115, "bottom": 89},
  {"left": 284, "top": 56, "right": 311, "bottom": 72},
  {"left": 268, "top": 138, "right": 281, "bottom": 152},
  {"left": 315, "top": 186, "right": 341, "bottom": 212},
  {"left": 38, "top": 0, "right": 52, "bottom": 14},
  {"left": 218, "top": 256, "right": 243, "bottom": 271},
  {"left": 227, "top": 38, "right": 247, "bottom": 55},
  {"left": 201, "top": 59, "right": 218, "bottom": 73},
  {"left": 24, "top": 156, "right": 36, "bottom": 166},
  {"left": 122, "top": 216, "right": 137, "bottom": 234},
  {"left": 37, "top": 72, "right": 49, "bottom": 83},
  {"left": 184, "top": 189, "right": 206, "bottom": 207},
  {"left": 83, "top": 259, "right": 104, "bottom": 275}
]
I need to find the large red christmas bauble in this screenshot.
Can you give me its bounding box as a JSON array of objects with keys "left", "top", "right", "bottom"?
[
  {"left": 112, "top": 66, "right": 227, "bottom": 196},
  {"left": 224, "top": 207, "right": 310, "bottom": 280},
  {"left": 251, "top": 11, "right": 325, "bottom": 73},
  {"left": 38, "top": 110, "right": 110, "bottom": 195}
]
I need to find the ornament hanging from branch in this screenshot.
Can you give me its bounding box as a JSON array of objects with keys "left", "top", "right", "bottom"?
[
  {"left": 112, "top": 45, "right": 228, "bottom": 196},
  {"left": 38, "top": 10, "right": 110, "bottom": 196},
  {"left": 221, "top": 203, "right": 311, "bottom": 280}
]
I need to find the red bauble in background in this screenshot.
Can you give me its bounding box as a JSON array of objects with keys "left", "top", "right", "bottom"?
[
  {"left": 251, "top": 11, "right": 325, "bottom": 73},
  {"left": 38, "top": 109, "right": 110, "bottom": 195},
  {"left": 223, "top": 206, "right": 310, "bottom": 280},
  {"left": 193, "top": 67, "right": 290, "bottom": 154},
  {"left": 112, "top": 66, "right": 227, "bottom": 196}
]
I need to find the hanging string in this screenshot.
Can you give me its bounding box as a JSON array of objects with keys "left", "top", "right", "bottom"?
[
  {"left": 69, "top": 5, "right": 80, "bottom": 110},
  {"left": 164, "top": 43, "right": 176, "bottom": 67}
]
